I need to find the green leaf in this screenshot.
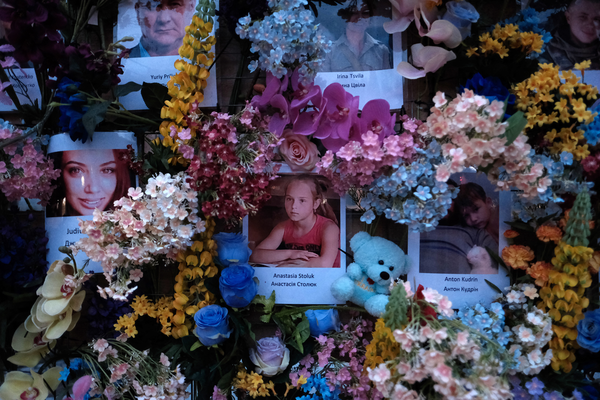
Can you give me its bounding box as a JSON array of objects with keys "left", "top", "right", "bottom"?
[
  {"left": 505, "top": 220, "right": 535, "bottom": 232},
  {"left": 115, "top": 82, "right": 143, "bottom": 98},
  {"left": 291, "top": 317, "right": 310, "bottom": 353},
  {"left": 484, "top": 279, "right": 502, "bottom": 294},
  {"left": 82, "top": 101, "right": 111, "bottom": 139},
  {"left": 485, "top": 246, "right": 508, "bottom": 270},
  {"left": 190, "top": 341, "right": 202, "bottom": 351},
  {"left": 536, "top": 212, "right": 560, "bottom": 227},
  {"left": 252, "top": 290, "right": 276, "bottom": 323},
  {"left": 504, "top": 111, "right": 528, "bottom": 146},
  {"left": 141, "top": 82, "right": 169, "bottom": 111},
  {"left": 243, "top": 319, "right": 255, "bottom": 342},
  {"left": 217, "top": 369, "right": 235, "bottom": 391}
]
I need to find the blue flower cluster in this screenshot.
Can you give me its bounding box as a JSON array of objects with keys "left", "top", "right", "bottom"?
[
  {"left": 461, "top": 73, "right": 515, "bottom": 118},
  {"left": 510, "top": 376, "right": 590, "bottom": 400},
  {"left": 580, "top": 115, "right": 600, "bottom": 146},
  {"left": 507, "top": 151, "right": 592, "bottom": 223},
  {"left": 298, "top": 374, "right": 341, "bottom": 400},
  {"left": 501, "top": 8, "right": 553, "bottom": 58},
  {"left": 58, "top": 358, "right": 85, "bottom": 383},
  {"left": 457, "top": 302, "right": 511, "bottom": 346},
  {"left": 85, "top": 281, "right": 132, "bottom": 338},
  {"left": 235, "top": 0, "right": 332, "bottom": 82},
  {"left": 0, "top": 210, "right": 48, "bottom": 291},
  {"left": 359, "top": 141, "right": 457, "bottom": 233},
  {"left": 55, "top": 77, "right": 89, "bottom": 142}
]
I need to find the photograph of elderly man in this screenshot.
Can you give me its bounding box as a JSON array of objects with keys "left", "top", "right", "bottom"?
[{"left": 130, "top": 0, "right": 196, "bottom": 57}]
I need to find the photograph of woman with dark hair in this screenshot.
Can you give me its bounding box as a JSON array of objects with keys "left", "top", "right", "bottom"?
[{"left": 47, "top": 149, "right": 133, "bottom": 217}]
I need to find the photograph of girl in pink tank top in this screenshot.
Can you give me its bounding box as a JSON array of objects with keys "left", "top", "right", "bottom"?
[{"left": 249, "top": 175, "right": 341, "bottom": 268}]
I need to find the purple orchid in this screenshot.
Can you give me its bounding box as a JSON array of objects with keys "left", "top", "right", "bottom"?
[
  {"left": 289, "top": 68, "right": 322, "bottom": 124},
  {"left": 314, "top": 83, "right": 359, "bottom": 151},
  {"left": 292, "top": 93, "right": 327, "bottom": 136},
  {"left": 252, "top": 71, "right": 289, "bottom": 108},
  {"left": 268, "top": 94, "right": 290, "bottom": 136},
  {"left": 359, "top": 99, "right": 396, "bottom": 142}
]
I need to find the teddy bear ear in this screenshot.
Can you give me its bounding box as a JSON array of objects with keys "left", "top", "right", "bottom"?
[{"left": 350, "top": 231, "right": 372, "bottom": 251}]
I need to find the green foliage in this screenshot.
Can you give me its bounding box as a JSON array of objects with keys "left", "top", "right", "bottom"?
[
  {"left": 82, "top": 101, "right": 110, "bottom": 140},
  {"left": 252, "top": 290, "right": 276, "bottom": 323},
  {"left": 141, "top": 82, "right": 169, "bottom": 112},
  {"left": 504, "top": 111, "right": 528, "bottom": 146},
  {"left": 383, "top": 282, "right": 408, "bottom": 332},
  {"left": 563, "top": 189, "right": 592, "bottom": 247},
  {"left": 115, "top": 82, "right": 143, "bottom": 98}
]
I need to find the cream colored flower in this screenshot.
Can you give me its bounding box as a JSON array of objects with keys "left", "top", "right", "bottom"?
[
  {"left": 7, "top": 323, "right": 56, "bottom": 368},
  {"left": 0, "top": 367, "right": 61, "bottom": 400}
]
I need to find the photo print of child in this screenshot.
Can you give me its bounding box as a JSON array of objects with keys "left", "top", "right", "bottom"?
[
  {"left": 46, "top": 149, "right": 135, "bottom": 217},
  {"left": 535, "top": 0, "right": 600, "bottom": 70},
  {"left": 419, "top": 174, "right": 499, "bottom": 275},
  {"left": 248, "top": 174, "right": 342, "bottom": 268}
]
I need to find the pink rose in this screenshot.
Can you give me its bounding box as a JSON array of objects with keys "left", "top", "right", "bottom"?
[{"left": 279, "top": 130, "right": 319, "bottom": 172}]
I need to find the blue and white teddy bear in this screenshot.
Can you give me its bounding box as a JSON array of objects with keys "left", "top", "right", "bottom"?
[{"left": 331, "top": 232, "right": 411, "bottom": 316}]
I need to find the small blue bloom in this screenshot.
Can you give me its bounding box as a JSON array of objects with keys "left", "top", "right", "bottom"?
[
  {"left": 560, "top": 151, "right": 574, "bottom": 166},
  {"left": 360, "top": 209, "right": 376, "bottom": 224},
  {"left": 525, "top": 377, "right": 545, "bottom": 396},
  {"left": 70, "top": 358, "right": 83, "bottom": 370},
  {"left": 59, "top": 367, "right": 70, "bottom": 383}
]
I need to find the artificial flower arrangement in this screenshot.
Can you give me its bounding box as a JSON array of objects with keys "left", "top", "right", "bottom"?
[{"left": 2, "top": 0, "right": 600, "bottom": 400}]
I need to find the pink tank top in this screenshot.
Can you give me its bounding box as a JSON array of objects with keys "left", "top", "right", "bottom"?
[{"left": 281, "top": 214, "right": 341, "bottom": 268}]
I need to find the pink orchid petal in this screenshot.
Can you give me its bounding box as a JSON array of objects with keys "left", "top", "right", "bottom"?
[
  {"left": 360, "top": 99, "right": 394, "bottom": 139},
  {"left": 321, "top": 134, "right": 350, "bottom": 152},
  {"left": 421, "top": 49, "right": 456, "bottom": 73},
  {"left": 411, "top": 44, "right": 452, "bottom": 68},
  {"left": 396, "top": 61, "right": 428, "bottom": 79},
  {"left": 424, "top": 20, "right": 462, "bottom": 48},
  {"left": 383, "top": 15, "right": 415, "bottom": 34},
  {"left": 313, "top": 120, "right": 335, "bottom": 140},
  {"left": 397, "top": 45, "right": 456, "bottom": 79},
  {"left": 413, "top": 5, "right": 430, "bottom": 36},
  {"left": 293, "top": 110, "right": 322, "bottom": 136},
  {"left": 73, "top": 375, "right": 93, "bottom": 400},
  {"left": 252, "top": 72, "right": 281, "bottom": 106}
]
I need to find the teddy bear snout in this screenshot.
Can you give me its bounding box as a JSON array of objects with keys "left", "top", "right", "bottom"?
[{"left": 380, "top": 271, "right": 390, "bottom": 280}]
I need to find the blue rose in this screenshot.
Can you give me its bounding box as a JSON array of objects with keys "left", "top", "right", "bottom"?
[
  {"left": 213, "top": 233, "right": 252, "bottom": 267},
  {"left": 219, "top": 263, "right": 258, "bottom": 308},
  {"left": 443, "top": 1, "right": 479, "bottom": 40},
  {"left": 305, "top": 309, "right": 341, "bottom": 337},
  {"left": 461, "top": 73, "right": 515, "bottom": 119},
  {"left": 194, "top": 305, "right": 233, "bottom": 346},
  {"left": 577, "top": 309, "right": 600, "bottom": 352}
]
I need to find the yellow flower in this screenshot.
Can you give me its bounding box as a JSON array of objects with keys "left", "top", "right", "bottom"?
[
  {"left": 574, "top": 60, "right": 591, "bottom": 70},
  {"left": 501, "top": 245, "right": 535, "bottom": 270},
  {"left": 131, "top": 295, "right": 151, "bottom": 316},
  {"left": 466, "top": 47, "right": 478, "bottom": 57}
]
